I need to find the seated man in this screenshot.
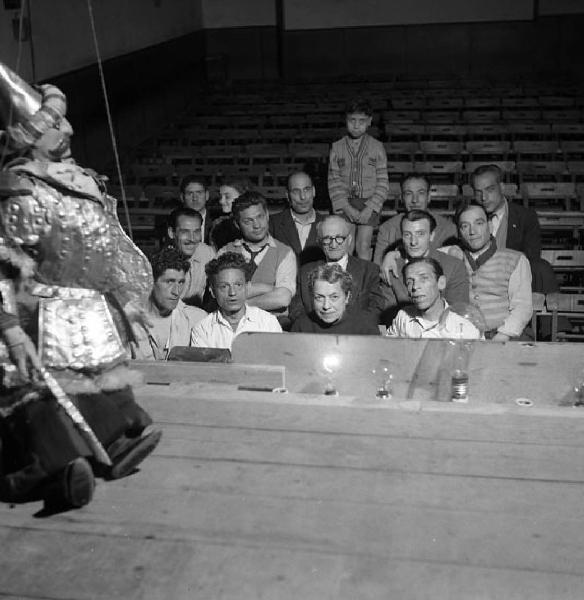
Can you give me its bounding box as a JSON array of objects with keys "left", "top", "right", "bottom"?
[
  {"left": 291, "top": 264, "right": 379, "bottom": 335},
  {"left": 221, "top": 191, "right": 296, "bottom": 316},
  {"left": 375, "top": 173, "right": 457, "bottom": 268},
  {"left": 290, "top": 214, "right": 385, "bottom": 323},
  {"left": 191, "top": 252, "right": 282, "bottom": 350},
  {"left": 379, "top": 209, "right": 469, "bottom": 323},
  {"left": 387, "top": 257, "right": 481, "bottom": 339},
  {"left": 178, "top": 175, "right": 213, "bottom": 243},
  {"left": 269, "top": 170, "right": 324, "bottom": 265},
  {"left": 471, "top": 164, "right": 558, "bottom": 294},
  {"left": 167, "top": 207, "right": 215, "bottom": 307},
  {"left": 132, "top": 248, "right": 207, "bottom": 360},
  {"left": 450, "top": 203, "right": 533, "bottom": 341}
]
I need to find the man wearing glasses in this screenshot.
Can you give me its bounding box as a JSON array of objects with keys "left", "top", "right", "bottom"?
[{"left": 289, "top": 215, "right": 385, "bottom": 324}]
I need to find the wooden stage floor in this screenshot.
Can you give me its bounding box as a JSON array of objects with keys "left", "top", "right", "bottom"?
[{"left": 1, "top": 336, "right": 584, "bottom": 599}]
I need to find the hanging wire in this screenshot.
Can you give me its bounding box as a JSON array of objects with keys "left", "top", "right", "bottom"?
[
  {"left": 85, "top": 0, "right": 133, "bottom": 239},
  {"left": 0, "top": 2, "right": 27, "bottom": 169},
  {"left": 26, "top": 0, "right": 37, "bottom": 83}
]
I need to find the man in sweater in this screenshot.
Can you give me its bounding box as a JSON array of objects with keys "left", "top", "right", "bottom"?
[
  {"left": 375, "top": 173, "right": 457, "bottom": 270},
  {"left": 221, "top": 191, "right": 296, "bottom": 316},
  {"left": 379, "top": 209, "right": 469, "bottom": 325},
  {"left": 328, "top": 98, "right": 389, "bottom": 260},
  {"left": 452, "top": 203, "right": 532, "bottom": 341},
  {"left": 471, "top": 164, "right": 558, "bottom": 294}
]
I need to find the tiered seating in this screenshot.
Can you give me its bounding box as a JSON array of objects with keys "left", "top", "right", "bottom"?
[{"left": 111, "top": 76, "right": 584, "bottom": 277}]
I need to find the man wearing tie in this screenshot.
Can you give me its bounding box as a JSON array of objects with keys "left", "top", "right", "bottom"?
[{"left": 220, "top": 191, "right": 296, "bottom": 316}]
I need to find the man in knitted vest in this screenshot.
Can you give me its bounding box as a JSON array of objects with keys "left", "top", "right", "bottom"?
[
  {"left": 449, "top": 203, "right": 532, "bottom": 341},
  {"left": 220, "top": 191, "right": 296, "bottom": 318}
]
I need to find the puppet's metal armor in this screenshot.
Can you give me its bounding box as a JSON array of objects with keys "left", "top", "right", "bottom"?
[
  {"left": 0, "top": 160, "right": 152, "bottom": 372},
  {"left": 0, "top": 60, "right": 160, "bottom": 509}
]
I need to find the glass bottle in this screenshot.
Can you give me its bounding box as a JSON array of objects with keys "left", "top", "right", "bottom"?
[
  {"left": 451, "top": 325, "right": 469, "bottom": 403},
  {"left": 372, "top": 359, "right": 393, "bottom": 399}
]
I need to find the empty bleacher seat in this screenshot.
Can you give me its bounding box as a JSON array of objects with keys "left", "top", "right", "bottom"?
[
  {"left": 413, "top": 161, "right": 463, "bottom": 183},
  {"left": 521, "top": 181, "right": 578, "bottom": 211}
]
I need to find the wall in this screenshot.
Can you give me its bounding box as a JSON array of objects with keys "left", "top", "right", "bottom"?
[
  {"left": 201, "top": 0, "right": 278, "bottom": 81},
  {"left": 202, "top": 0, "right": 275, "bottom": 28},
  {"left": 1, "top": 1, "right": 205, "bottom": 170},
  {"left": 195, "top": 0, "right": 584, "bottom": 82},
  {"left": 0, "top": 0, "right": 202, "bottom": 81},
  {"left": 284, "top": 0, "right": 533, "bottom": 29},
  {"left": 282, "top": 14, "right": 584, "bottom": 80}
]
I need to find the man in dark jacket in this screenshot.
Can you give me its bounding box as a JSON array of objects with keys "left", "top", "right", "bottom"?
[{"left": 269, "top": 171, "right": 324, "bottom": 265}]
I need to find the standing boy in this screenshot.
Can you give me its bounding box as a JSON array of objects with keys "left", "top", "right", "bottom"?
[{"left": 328, "top": 98, "right": 389, "bottom": 260}]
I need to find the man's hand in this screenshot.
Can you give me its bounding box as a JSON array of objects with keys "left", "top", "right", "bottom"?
[
  {"left": 357, "top": 206, "right": 374, "bottom": 225},
  {"left": 124, "top": 301, "right": 153, "bottom": 337},
  {"left": 492, "top": 332, "right": 510, "bottom": 342},
  {"left": 343, "top": 206, "right": 361, "bottom": 223},
  {"left": 380, "top": 250, "right": 401, "bottom": 284},
  {"left": 3, "top": 325, "right": 42, "bottom": 381}
]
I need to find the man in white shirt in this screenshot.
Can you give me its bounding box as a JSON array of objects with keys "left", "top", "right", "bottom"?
[
  {"left": 133, "top": 248, "right": 207, "bottom": 360},
  {"left": 167, "top": 207, "right": 215, "bottom": 307},
  {"left": 191, "top": 252, "right": 282, "bottom": 350},
  {"left": 388, "top": 257, "right": 481, "bottom": 339}
]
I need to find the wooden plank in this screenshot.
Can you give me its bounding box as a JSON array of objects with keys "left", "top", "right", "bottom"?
[
  {"left": 3, "top": 339, "right": 584, "bottom": 598},
  {"left": 133, "top": 360, "right": 285, "bottom": 390},
  {"left": 230, "top": 334, "right": 584, "bottom": 407},
  {"left": 2, "top": 395, "right": 584, "bottom": 599}
]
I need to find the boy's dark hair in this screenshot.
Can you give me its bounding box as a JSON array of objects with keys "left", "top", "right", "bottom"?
[
  {"left": 402, "top": 256, "right": 444, "bottom": 281},
  {"left": 150, "top": 247, "right": 190, "bottom": 281},
  {"left": 205, "top": 252, "right": 253, "bottom": 285},
  {"left": 232, "top": 191, "right": 268, "bottom": 221},
  {"left": 400, "top": 209, "right": 437, "bottom": 233},
  {"left": 454, "top": 200, "right": 487, "bottom": 226},
  {"left": 168, "top": 206, "right": 202, "bottom": 230},
  {"left": 179, "top": 175, "right": 207, "bottom": 195},
  {"left": 345, "top": 98, "right": 373, "bottom": 117}
]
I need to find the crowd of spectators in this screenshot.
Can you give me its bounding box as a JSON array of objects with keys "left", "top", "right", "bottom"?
[{"left": 131, "top": 98, "right": 562, "bottom": 358}]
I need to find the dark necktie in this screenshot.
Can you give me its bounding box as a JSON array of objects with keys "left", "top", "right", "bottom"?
[{"left": 242, "top": 243, "right": 268, "bottom": 276}]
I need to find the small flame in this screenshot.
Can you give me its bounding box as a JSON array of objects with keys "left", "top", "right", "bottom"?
[{"left": 322, "top": 354, "right": 341, "bottom": 373}]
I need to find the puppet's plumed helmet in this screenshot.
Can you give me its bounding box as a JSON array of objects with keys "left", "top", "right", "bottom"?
[{"left": 0, "top": 61, "right": 67, "bottom": 150}]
